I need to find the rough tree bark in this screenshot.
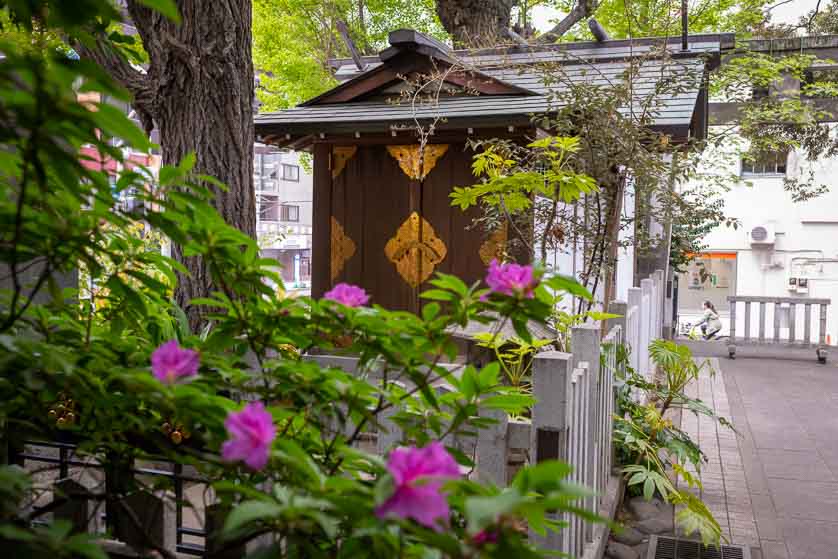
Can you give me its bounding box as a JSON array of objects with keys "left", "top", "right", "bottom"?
[
  {"left": 77, "top": 1, "right": 256, "bottom": 330},
  {"left": 538, "top": 0, "right": 600, "bottom": 43},
  {"left": 434, "top": 0, "right": 599, "bottom": 46},
  {"left": 436, "top": 0, "right": 517, "bottom": 47}
]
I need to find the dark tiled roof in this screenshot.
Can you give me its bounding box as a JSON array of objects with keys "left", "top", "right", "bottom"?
[{"left": 255, "top": 31, "right": 728, "bottom": 141}]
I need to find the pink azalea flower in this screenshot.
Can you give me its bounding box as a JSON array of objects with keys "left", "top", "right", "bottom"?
[
  {"left": 221, "top": 402, "right": 276, "bottom": 471},
  {"left": 375, "top": 442, "right": 460, "bottom": 531},
  {"left": 324, "top": 283, "right": 369, "bottom": 307},
  {"left": 485, "top": 259, "right": 537, "bottom": 298},
  {"left": 473, "top": 529, "right": 500, "bottom": 546},
  {"left": 151, "top": 340, "right": 199, "bottom": 385}
]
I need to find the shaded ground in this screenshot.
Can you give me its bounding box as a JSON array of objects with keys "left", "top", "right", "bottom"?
[{"left": 684, "top": 341, "right": 838, "bottom": 559}]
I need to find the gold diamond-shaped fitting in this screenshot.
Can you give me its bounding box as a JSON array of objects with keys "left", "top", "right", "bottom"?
[
  {"left": 332, "top": 146, "right": 357, "bottom": 179},
  {"left": 330, "top": 216, "right": 356, "bottom": 281},
  {"left": 386, "top": 144, "right": 449, "bottom": 181},
  {"left": 384, "top": 212, "right": 447, "bottom": 288},
  {"left": 479, "top": 222, "right": 509, "bottom": 265}
]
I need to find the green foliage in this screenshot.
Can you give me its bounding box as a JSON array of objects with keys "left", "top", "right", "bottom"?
[
  {"left": 613, "top": 341, "right": 730, "bottom": 546},
  {"left": 472, "top": 333, "right": 553, "bottom": 393},
  {"left": 451, "top": 137, "right": 598, "bottom": 214},
  {"left": 550, "top": 0, "right": 772, "bottom": 41},
  {"left": 0, "top": 2, "right": 600, "bottom": 557},
  {"left": 253, "top": 0, "right": 446, "bottom": 110},
  {"left": 710, "top": 49, "right": 838, "bottom": 202}
]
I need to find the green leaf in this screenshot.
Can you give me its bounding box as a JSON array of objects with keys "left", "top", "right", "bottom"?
[
  {"left": 420, "top": 289, "right": 454, "bottom": 302},
  {"left": 0, "top": 525, "right": 34, "bottom": 542},
  {"left": 643, "top": 477, "right": 655, "bottom": 500},
  {"left": 422, "top": 302, "right": 441, "bottom": 321},
  {"left": 90, "top": 103, "right": 150, "bottom": 150},
  {"left": 546, "top": 274, "right": 593, "bottom": 301},
  {"left": 136, "top": 0, "right": 181, "bottom": 22},
  {"left": 465, "top": 489, "right": 524, "bottom": 532},
  {"left": 481, "top": 393, "right": 535, "bottom": 413},
  {"left": 477, "top": 362, "right": 500, "bottom": 389},
  {"left": 223, "top": 501, "right": 283, "bottom": 534}
]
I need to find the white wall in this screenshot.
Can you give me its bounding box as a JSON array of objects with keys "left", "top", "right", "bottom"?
[
  {"left": 683, "top": 127, "right": 838, "bottom": 344},
  {"left": 542, "top": 183, "right": 636, "bottom": 311}
]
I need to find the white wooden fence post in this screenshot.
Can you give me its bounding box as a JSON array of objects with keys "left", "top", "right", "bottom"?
[
  {"left": 654, "top": 269, "right": 665, "bottom": 340},
  {"left": 640, "top": 278, "right": 654, "bottom": 381},
  {"left": 628, "top": 287, "right": 642, "bottom": 377},
  {"left": 608, "top": 300, "right": 628, "bottom": 338},
  {"left": 530, "top": 352, "right": 572, "bottom": 463},
  {"left": 571, "top": 324, "right": 600, "bottom": 543},
  {"left": 529, "top": 351, "right": 572, "bottom": 552},
  {"left": 475, "top": 407, "right": 508, "bottom": 486}
]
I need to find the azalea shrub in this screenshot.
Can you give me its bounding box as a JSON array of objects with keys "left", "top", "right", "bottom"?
[{"left": 0, "top": 3, "right": 598, "bottom": 559}]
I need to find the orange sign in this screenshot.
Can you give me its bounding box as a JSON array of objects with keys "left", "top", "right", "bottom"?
[{"left": 685, "top": 252, "right": 737, "bottom": 260}]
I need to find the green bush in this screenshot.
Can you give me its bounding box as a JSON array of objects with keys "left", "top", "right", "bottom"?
[{"left": 0, "top": 3, "right": 598, "bottom": 557}]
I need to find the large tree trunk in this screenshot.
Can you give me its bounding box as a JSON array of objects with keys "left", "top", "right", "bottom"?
[
  {"left": 150, "top": 3, "right": 256, "bottom": 327},
  {"left": 78, "top": 1, "right": 256, "bottom": 330},
  {"left": 436, "top": 0, "right": 516, "bottom": 47}
]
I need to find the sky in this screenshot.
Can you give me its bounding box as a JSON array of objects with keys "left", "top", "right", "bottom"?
[{"left": 530, "top": 0, "right": 822, "bottom": 34}]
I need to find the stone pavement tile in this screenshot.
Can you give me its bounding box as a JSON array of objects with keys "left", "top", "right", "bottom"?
[
  {"left": 760, "top": 540, "right": 790, "bottom": 559},
  {"left": 757, "top": 448, "right": 835, "bottom": 482},
  {"left": 750, "top": 429, "right": 816, "bottom": 452},
  {"left": 768, "top": 478, "right": 838, "bottom": 522},
  {"left": 819, "top": 446, "right": 838, "bottom": 478},
  {"left": 780, "top": 518, "right": 838, "bottom": 559}
]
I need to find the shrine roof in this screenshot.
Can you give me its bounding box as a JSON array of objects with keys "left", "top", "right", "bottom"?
[{"left": 255, "top": 29, "right": 734, "bottom": 148}]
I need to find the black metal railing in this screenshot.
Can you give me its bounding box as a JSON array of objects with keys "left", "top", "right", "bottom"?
[{"left": 19, "top": 440, "right": 208, "bottom": 556}]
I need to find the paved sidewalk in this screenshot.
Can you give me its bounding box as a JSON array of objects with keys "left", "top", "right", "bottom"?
[
  {"left": 685, "top": 343, "right": 838, "bottom": 559},
  {"left": 680, "top": 358, "right": 758, "bottom": 547}
]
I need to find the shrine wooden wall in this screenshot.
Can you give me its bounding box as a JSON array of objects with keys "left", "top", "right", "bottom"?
[{"left": 311, "top": 142, "right": 513, "bottom": 314}]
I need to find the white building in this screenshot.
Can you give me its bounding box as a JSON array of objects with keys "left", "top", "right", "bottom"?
[
  {"left": 677, "top": 36, "right": 838, "bottom": 344},
  {"left": 254, "top": 144, "right": 313, "bottom": 294},
  {"left": 679, "top": 102, "right": 838, "bottom": 344}
]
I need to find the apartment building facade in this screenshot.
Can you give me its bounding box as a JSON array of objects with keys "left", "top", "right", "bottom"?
[{"left": 254, "top": 144, "right": 313, "bottom": 294}]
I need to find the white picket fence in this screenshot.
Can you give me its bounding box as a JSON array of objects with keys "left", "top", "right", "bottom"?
[{"left": 622, "top": 269, "right": 666, "bottom": 384}]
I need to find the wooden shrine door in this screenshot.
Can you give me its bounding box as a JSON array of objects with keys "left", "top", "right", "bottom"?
[{"left": 312, "top": 142, "right": 506, "bottom": 314}]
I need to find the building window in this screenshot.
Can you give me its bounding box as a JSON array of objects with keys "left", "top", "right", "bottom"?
[
  {"left": 282, "top": 164, "right": 299, "bottom": 181},
  {"left": 254, "top": 152, "right": 280, "bottom": 191},
  {"left": 741, "top": 150, "right": 788, "bottom": 176},
  {"left": 300, "top": 252, "right": 311, "bottom": 280},
  {"left": 259, "top": 195, "right": 279, "bottom": 221},
  {"left": 280, "top": 204, "right": 299, "bottom": 222}
]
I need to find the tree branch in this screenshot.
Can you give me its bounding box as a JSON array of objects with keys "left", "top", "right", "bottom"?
[
  {"left": 538, "top": 1, "right": 599, "bottom": 43},
  {"left": 73, "top": 31, "right": 157, "bottom": 134}
]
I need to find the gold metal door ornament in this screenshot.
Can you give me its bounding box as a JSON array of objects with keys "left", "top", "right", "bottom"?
[
  {"left": 332, "top": 146, "right": 358, "bottom": 179},
  {"left": 330, "top": 216, "right": 356, "bottom": 281},
  {"left": 386, "top": 144, "right": 449, "bottom": 180},
  {"left": 479, "top": 222, "right": 509, "bottom": 265},
  {"left": 385, "top": 212, "right": 447, "bottom": 288}
]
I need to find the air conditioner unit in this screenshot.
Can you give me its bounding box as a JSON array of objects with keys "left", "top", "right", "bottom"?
[
  {"left": 797, "top": 277, "right": 810, "bottom": 295},
  {"left": 749, "top": 224, "right": 775, "bottom": 247}
]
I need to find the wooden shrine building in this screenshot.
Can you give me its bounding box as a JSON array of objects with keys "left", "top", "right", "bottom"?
[{"left": 254, "top": 29, "right": 732, "bottom": 312}]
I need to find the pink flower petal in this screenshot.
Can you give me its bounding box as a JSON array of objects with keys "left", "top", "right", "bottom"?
[
  {"left": 151, "top": 340, "right": 199, "bottom": 384},
  {"left": 485, "top": 259, "right": 538, "bottom": 298},
  {"left": 221, "top": 402, "right": 276, "bottom": 471},
  {"left": 376, "top": 442, "right": 460, "bottom": 531},
  {"left": 324, "top": 283, "right": 370, "bottom": 307}
]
